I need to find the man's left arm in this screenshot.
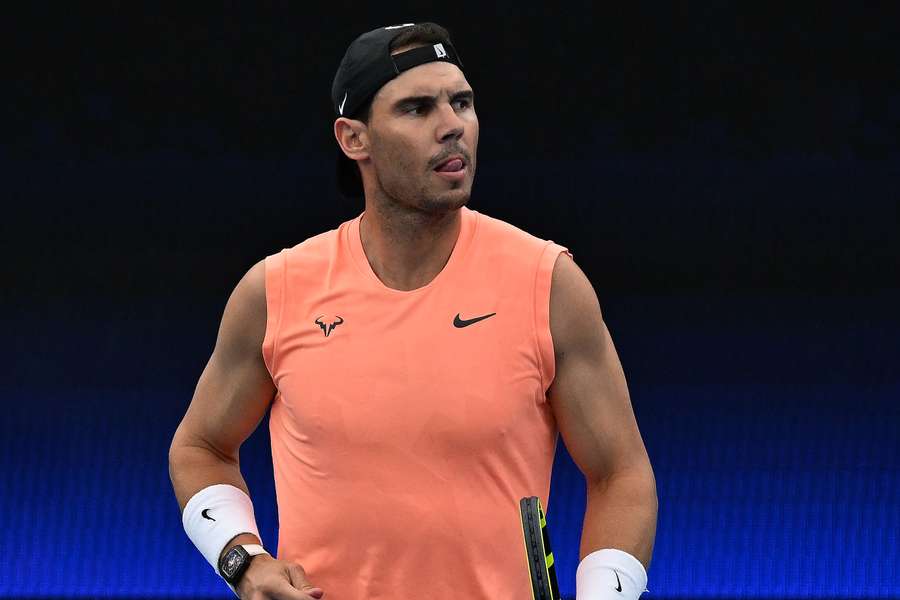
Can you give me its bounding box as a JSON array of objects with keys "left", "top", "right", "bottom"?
[{"left": 547, "top": 252, "right": 657, "bottom": 594}]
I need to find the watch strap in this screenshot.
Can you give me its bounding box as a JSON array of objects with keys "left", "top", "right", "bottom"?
[
  {"left": 223, "top": 544, "right": 270, "bottom": 597},
  {"left": 242, "top": 544, "right": 268, "bottom": 557}
]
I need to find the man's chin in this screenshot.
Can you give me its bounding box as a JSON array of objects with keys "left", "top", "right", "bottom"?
[{"left": 422, "top": 187, "right": 470, "bottom": 213}]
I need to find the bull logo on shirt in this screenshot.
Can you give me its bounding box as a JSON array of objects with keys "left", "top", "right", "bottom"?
[{"left": 314, "top": 315, "right": 344, "bottom": 337}]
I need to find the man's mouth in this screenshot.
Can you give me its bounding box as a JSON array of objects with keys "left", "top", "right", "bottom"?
[{"left": 434, "top": 157, "right": 466, "bottom": 172}]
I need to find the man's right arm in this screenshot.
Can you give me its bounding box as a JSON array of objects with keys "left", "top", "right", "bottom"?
[
  {"left": 168, "top": 259, "right": 273, "bottom": 511},
  {"left": 168, "top": 259, "right": 324, "bottom": 599}
]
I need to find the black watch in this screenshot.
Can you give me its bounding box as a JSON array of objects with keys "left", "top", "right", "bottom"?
[{"left": 219, "top": 544, "right": 267, "bottom": 586}]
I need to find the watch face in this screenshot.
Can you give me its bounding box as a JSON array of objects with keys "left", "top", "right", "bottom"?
[{"left": 220, "top": 547, "right": 248, "bottom": 580}]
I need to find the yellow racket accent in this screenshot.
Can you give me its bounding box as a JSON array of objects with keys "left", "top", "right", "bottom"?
[{"left": 520, "top": 496, "right": 561, "bottom": 600}]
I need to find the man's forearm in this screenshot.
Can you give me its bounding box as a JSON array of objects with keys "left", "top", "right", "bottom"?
[
  {"left": 169, "top": 442, "right": 263, "bottom": 562},
  {"left": 580, "top": 468, "right": 658, "bottom": 569},
  {"left": 169, "top": 441, "right": 249, "bottom": 511}
]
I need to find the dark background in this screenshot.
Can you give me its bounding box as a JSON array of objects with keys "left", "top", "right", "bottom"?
[{"left": 4, "top": 3, "right": 899, "bottom": 599}]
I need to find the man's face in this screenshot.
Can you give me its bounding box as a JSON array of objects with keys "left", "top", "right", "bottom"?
[{"left": 363, "top": 59, "right": 479, "bottom": 213}]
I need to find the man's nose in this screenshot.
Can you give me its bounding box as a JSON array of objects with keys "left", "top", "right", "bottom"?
[{"left": 435, "top": 103, "right": 464, "bottom": 142}]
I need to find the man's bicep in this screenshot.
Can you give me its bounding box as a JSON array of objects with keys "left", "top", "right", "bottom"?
[
  {"left": 547, "top": 254, "right": 650, "bottom": 482},
  {"left": 173, "top": 259, "right": 276, "bottom": 460}
]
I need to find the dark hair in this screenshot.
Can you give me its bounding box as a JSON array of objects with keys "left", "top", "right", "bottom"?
[{"left": 351, "top": 22, "right": 453, "bottom": 124}]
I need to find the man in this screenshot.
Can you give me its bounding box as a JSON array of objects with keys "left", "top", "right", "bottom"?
[{"left": 169, "top": 22, "right": 657, "bottom": 600}]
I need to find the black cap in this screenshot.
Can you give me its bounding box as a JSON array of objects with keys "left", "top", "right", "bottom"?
[{"left": 332, "top": 23, "right": 465, "bottom": 198}]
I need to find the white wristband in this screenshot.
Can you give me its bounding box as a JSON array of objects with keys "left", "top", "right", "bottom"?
[
  {"left": 182, "top": 484, "right": 263, "bottom": 573},
  {"left": 576, "top": 548, "right": 649, "bottom": 600}
]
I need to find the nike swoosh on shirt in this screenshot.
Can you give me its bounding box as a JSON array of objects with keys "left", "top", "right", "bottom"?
[{"left": 453, "top": 313, "right": 496, "bottom": 328}]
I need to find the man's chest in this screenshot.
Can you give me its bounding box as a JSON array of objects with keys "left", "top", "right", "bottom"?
[{"left": 270, "top": 287, "right": 543, "bottom": 449}]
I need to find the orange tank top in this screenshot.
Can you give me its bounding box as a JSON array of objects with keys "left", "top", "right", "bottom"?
[{"left": 262, "top": 206, "right": 572, "bottom": 599}]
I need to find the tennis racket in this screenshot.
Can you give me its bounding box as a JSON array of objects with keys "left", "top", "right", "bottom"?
[{"left": 520, "top": 496, "right": 561, "bottom": 600}]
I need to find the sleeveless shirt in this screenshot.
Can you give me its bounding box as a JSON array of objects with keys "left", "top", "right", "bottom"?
[{"left": 262, "top": 206, "right": 572, "bottom": 599}]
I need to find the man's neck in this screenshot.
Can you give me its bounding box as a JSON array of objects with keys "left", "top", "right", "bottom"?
[{"left": 358, "top": 201, "right": 462, "bottom": 292}]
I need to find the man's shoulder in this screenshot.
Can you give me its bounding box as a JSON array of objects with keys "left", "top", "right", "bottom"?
[
  {"left": 264, "top": 220, "right": 348, "bottom": 265},
  {"left": 470, "top": 208, "right": 552, "bottom": 248},
  {"left": 468, "top": 213, "right": 553, "bottom": 264}
]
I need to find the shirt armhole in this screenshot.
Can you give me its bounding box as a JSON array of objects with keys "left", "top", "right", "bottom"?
[
  {"left": 262, "top": 249, "right": 287, "bottom": 378},
  {"left": 534, "top": 242, "right": 574, "bottom": 396}
]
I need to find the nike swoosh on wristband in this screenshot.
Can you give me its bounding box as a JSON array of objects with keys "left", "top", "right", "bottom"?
[
  {"left": 201, "top": 509, "right": 216, "bottom": 521},
  {"left": 614, "top": 570, "right": 622, "bottom": 592}
]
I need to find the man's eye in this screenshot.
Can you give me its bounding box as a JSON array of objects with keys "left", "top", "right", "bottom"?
[
  {"left": 453, "top": 99, "right": 471, "bottom": 110},
  {"left": 408, "top": 105, "right": 429, "bottom": 115}
]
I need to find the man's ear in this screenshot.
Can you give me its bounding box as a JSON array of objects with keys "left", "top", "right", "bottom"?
[{"left": 334, "top": 118, "right": 370, "bottom": 161}]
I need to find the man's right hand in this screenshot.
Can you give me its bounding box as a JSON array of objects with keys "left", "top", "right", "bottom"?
[{"left": 237, "top": 554, "right": 325, "bottom": 599}]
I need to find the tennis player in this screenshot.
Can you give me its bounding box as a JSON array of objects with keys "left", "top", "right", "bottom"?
[{"left": 169, "top": 22, "right": 657, "bottom": 599}]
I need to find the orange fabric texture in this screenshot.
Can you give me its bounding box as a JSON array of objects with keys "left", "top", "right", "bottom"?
[{"left": 262, "top": 206, "right": 572, "bottom": 599}]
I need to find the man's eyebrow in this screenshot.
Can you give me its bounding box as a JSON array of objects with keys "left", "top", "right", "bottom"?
[
  {"left": 393, "top": 94, "right": 438, "bottom": 110},
  {"left": 449, "top": 89, "right": 474, "bottom": 102},
  {"left": 392, "top": 89, "right": 474, "bottom": 110}
]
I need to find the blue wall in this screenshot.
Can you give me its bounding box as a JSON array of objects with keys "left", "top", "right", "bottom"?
[{"left": 4, "top": 325, "right": 898, "bottom": 598}]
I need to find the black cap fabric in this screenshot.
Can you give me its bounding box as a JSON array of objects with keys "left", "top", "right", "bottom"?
[{"left": 332, "top": 23, "right": 464, "bottom": 198}]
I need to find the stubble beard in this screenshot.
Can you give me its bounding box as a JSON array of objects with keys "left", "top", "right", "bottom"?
[{"left": 374, "top": 156, "right": 474, "bottom": 219}]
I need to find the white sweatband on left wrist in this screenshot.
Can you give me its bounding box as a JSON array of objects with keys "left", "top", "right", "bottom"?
[
  {"left": 576, "top": 548, "right": 649, "bottom": 600},
  {"left": 181, "top": 484, "right": 263, "bottom": 573}
]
